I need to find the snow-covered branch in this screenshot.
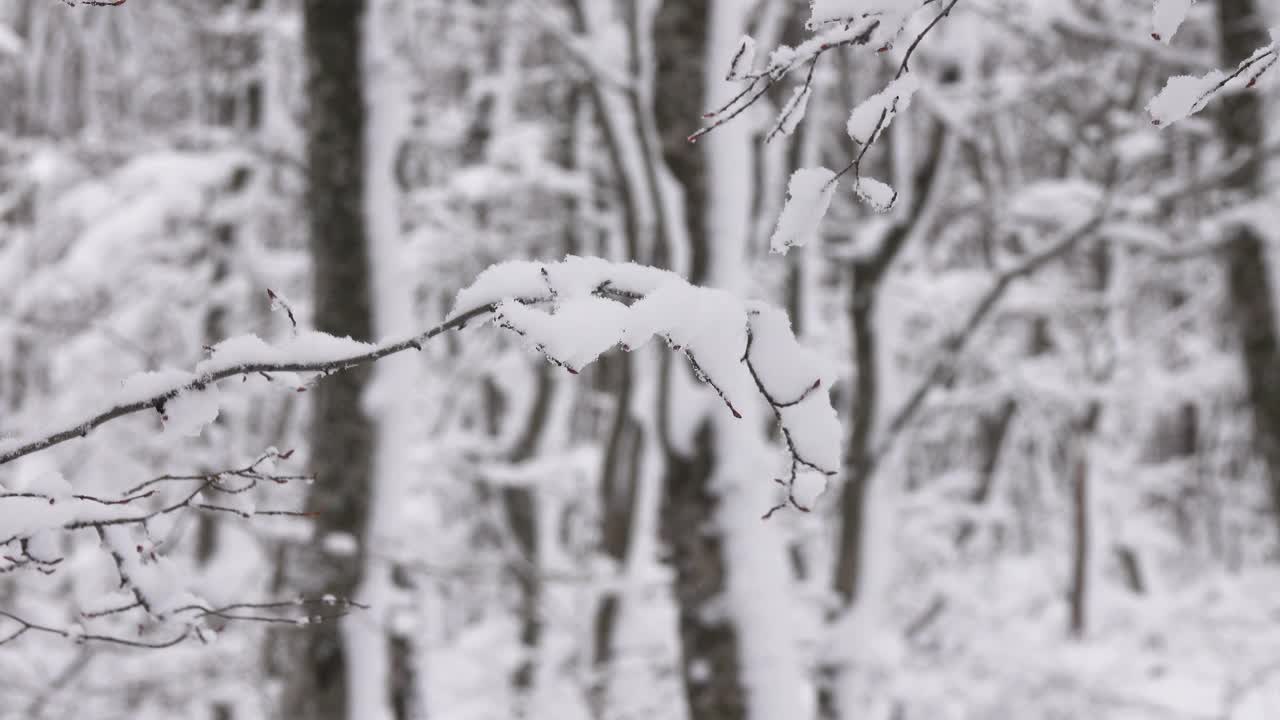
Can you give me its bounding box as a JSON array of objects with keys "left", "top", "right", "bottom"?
[
  {"left": 0, "top": 449, "right": 312, "bottom": 553},
  {"left": 454, "top": 257, "right": 842, "bottom": 512},
  {"left": 1146, "top": 1, "right": 1279, "bottom": 125},
  {"left": 0, "top": 304, "right": 494, "bottom": 466},
  {"left": 1148, "top": 39, "right": 1278, "bottom": 125},
  {"left": 1, "top": 449, "right": 364, "bottom": 649},
  {"left": 1, "top": 258, "right": 839, "bottom": 515},
  {"left": 690, "top": 0, "right": 957, "bottom": 216},
  {"left": 0, "top": 597, "right": 361, "bottom": 649},
  {"left": 56, "top": 0, "right": 127, "bottom": 7}
]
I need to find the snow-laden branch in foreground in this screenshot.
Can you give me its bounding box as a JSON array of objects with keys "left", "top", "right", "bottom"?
[
  {"left": 0, "top": 257, "right": 841, "bottom": 512},
  {"left": 0, "top": 304, "right": 490, "bottom": 465},
  {"left": 455, "top": 257, "right": 841, "bottom": 515}
]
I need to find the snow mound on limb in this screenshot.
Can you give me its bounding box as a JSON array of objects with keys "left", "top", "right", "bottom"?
[
  {"left": 453, "top": 256, "right": 843, "bottom": 477},
  {"left": 772, "top": 168, "right": 838, "bottom": 254}
]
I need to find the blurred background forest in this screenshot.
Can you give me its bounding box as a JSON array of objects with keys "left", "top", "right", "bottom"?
[{"left": 3, "top": 0, "right": 1280, "bottom": 719}]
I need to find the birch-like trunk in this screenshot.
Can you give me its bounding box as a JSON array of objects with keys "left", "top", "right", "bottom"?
[
  {"left": 344, "top": 1, "right": 417, "bottom": 718},
  {"left": 653, "top": 2, "right": 810, "bottom": 718}
]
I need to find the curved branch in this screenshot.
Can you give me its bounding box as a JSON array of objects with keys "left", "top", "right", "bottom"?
[{"left": 0, "top": 304, "right": 495, "bottom": 466}]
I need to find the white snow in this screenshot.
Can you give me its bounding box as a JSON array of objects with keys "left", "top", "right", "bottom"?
[
  {"left": 493, "top": 296, "right": 629, "bottom": 372},
  {"left": 449, "top": 260, "right": 557, "bottom": 317},
  {"left": 1151, "top": 0, "right": 1193, "bottom": 43},
  {"left": 809, "top": 0, "right": 914, "bottom": 34},
  {"left": 161, "top": 387, "right": 221, "bottom": 437},
  {"left": 1147, "top": 71, "right": 1225, "bottom": 126},
  {"left": 771, "top": 168, "right": 837, "bottom": 254},
  {"left": 198, "top": 332, "right": 376, "bottom": 371},
  {"left": 452, "top": 257, "right": 842, "bottom": 457},
  {"left": 1148, "top": 30, "right": 1279, "bottom": 126},
  {"left": 854, "top": 176, "right": 898, "bottom": 213},
  {"left": 745, "top": 304, "right": 838, "bottom": 399},
  {"left": 846, "top": 73, "right": 921, "bottom": 146},
  {"left": 0, "top": 22, "right": 21, "bottom": 56},
  {"left": 773, "top": 85, "right": 812, "bottom": 138},
  {"left": 1009, "top": 179, "right": 1104, "bottom": 226}
]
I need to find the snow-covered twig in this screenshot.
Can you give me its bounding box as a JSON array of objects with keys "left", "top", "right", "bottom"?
[
  {"left": 1147, "top": 27, "right": 1279, "bottom": 126},
  {"left": 895, "top": 0, "right": 960, "bottom": 78},
  {"left": 690, "top": 0, "right": 957, "bottom": 212},
  {"left": 266, "top": 288, "right": 298, "bottom": 332},
  {"left": 0, "top": 597, "right": 363, "bottom": 649},
  {"left": 0, "top": 449, "right": 314, "bottom": 550},
  {"left": 688, "top": 16, "right": 884, "bottom": 145},
  {"left": 0, "top": 303, "right": 494, "bottom": 466},
  {"left": 0, "top": 448, "right": 368, "bottom": 649}
]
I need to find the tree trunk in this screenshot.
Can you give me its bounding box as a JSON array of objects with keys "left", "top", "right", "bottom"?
[
  {"left": 834, "top": 118, "right": 948, "bottom": 605},
  {"left": 278, "top": 2, "right": 375, "bottom": 718},
  {"left": 653, "top": 3, "right": 810, "bottom": 719},
  {"left": 651, "top": 3, "right": 748, "bottom": 717},
  {"left": 1217, "top": 0, "right": 1280, "bottom": 531},
  {"left": 825, "top": 93, "right": 951, "bottom": 720},
  {"left": 1068, "top": 404, "right": 1100, "bottom": 638}
]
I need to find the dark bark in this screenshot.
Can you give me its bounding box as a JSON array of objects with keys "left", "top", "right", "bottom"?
[
  {"left": 653, "top": 0, "right": 711, "bottom": 284},
  {"left": 591, "top": 353, "right": 642, "bottom": 683},
  {"left": 278, "top": 2, "right": 375, "bottom": 718},
  {"left": 650, "top": 2, "right": 745, "bottom": 718},
  {"left": 834, "top": 117, "right": 949, "bottom": 605},
  {"left": 1217, "top": 0, "right": 1280, "bottom": 530},
  {"left": 502, "top": 362, "right": 555, "bottom": 702},
  {"left": 955, "top": 400, "right": 1017, "bottom": 548},
  {"left": 1068, "top": 405, "right": 1100, "bottom": 638},
  {"left": 661, "top": 422, "right": 745, "bottom": 720},
  {"left": 195, "top": 221, "right": 237, "bottom": 567},
  {"left": 1069, "top": 449, "right": 1088, "bottom": 638}
]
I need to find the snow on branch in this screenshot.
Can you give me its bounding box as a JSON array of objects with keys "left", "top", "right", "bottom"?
[
  {"left": 1145, "top": 1, "right": 1279, "bottom": 127},
  {"left": 691, "top": 0, "right": 957, "bottom": 240},
  {"left": 772, "top": 168, "right": 838, "bottom": 254},
  {"left": 1150, "top": 0, "right": 1194, "bottom": 43},
  {"left": 0, "top": 597, "right": 361, "bottom": 650},
  {"left": 1148, "top": 33, "right": 1279, "bottom": 126},
  {"left": 0, "top": 306, "right": 492, "bottom": 465},
  {"left": 0, "top": 449, "right": 362, "bottom": 648},
  {"left": 1, "top": 449, "right": 309, "bottom": 576},
  {"left": 454, "top": 257, "right": 842, "bottom": 513},
  {"left": 0, "top": 258, "right": 840, "bottom": 513},
  {"left": 0, "top": 448, "right": 312, "bottom": 553}
]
